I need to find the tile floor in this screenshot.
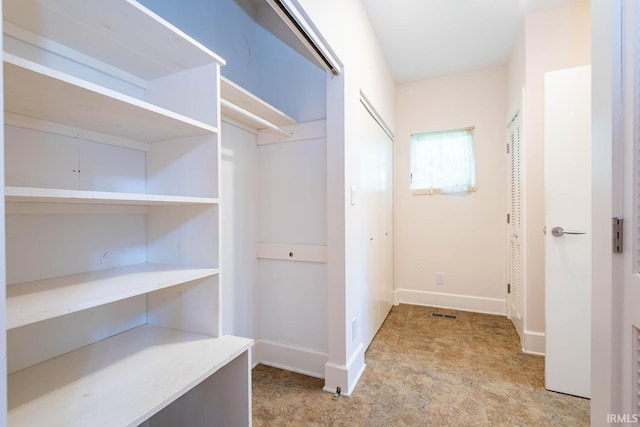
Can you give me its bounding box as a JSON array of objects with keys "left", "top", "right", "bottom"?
[{"left": 252, "top": 304, "right": 590, "bottom": 426}]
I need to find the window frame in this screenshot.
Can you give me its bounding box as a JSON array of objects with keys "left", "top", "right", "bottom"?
[{"left": 409, "top": 126, "right": 477, "bottom": 196}]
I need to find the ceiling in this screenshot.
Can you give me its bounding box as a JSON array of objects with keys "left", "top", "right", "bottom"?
[{"left": 360, "top": 0, "right": 586, "bottom": 83}]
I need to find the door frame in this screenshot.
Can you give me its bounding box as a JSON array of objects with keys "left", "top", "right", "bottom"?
[
  {"left": 591, "top": 0, "right": 624, "bottom": 421},
  {"left": 619, "top": 0, "right": 640, "bottom": 417}
]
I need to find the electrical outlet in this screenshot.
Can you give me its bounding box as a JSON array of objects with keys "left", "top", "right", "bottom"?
[{"left": 436, "top": 272, "right": 445, "bottom": 284}]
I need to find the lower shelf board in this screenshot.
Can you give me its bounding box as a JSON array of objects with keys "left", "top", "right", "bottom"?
[{"left": 8, "top": 325, "right": 254, "bottom": 427}]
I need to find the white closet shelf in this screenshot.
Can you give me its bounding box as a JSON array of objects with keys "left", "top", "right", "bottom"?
[
  {"left": 221, "top": 99, "right": 291, "bottom": 138},
  {"left": 4, "top": 54, "right": 219, "bottom": 142},
  {"left": 3, "top": 0, "right": 225, "bottom": 81},
  {"left": 5, "top": 186, "right": 218, "bottom": 206},
  {"left": 8, "top": 325, "right": 253, "bottom": 426},
  {"left": 220, "top": 77, "right": 295, "bottom": 136},
  {"left": 7, "top": 263, "right": 219, "bottom": 329}
]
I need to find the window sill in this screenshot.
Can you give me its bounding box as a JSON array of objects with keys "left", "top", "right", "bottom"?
[{"left": 412, "top": 187, "right": 476, "bottom": 196}]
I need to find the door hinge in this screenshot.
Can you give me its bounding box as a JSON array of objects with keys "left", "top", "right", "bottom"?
[
  {"left": 612, "top": 217, "right": 623, "bottom": 253},
  {"left": 507, "top": 143, "right": 510, "bottom": 154},
  {"left": 507, "top": 213, "right": 510, "bottom": 224},
  {"left": 507, "top": 283, "right": 511, "bottom": 294}
]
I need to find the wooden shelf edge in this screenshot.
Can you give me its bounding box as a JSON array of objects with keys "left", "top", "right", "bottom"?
[
  {"left": 4, "top": 54, "right": 220, "bottom": 141},
  {"left": 127, "top": 0, "right": 226, "bottom": 67},
  {"left": 7, "top": 263, "right": 220, "bottom": 329},
  {"left": 5, "top": 186, "right": 218, "bottom": 206},
  {"left": 8, "top": 326, "right": 253, "bottom": 426},
  {"left": 5, "top": 112, "right": 151, "bottom": 153}
]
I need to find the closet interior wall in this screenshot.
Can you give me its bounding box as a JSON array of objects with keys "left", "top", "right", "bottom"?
[
  {"left": 221, "top": 117, "right": 328, "bottom": 377},
  {"left": 255, "top": 124, "right": 328, "bottom": 376}
]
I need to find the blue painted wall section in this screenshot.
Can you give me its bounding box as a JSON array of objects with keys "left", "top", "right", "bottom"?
[{"left": 139, "top": 0, "right": 326, "bottom": 121}]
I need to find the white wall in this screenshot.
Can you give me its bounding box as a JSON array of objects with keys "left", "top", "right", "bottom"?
[
  {"left": 513, "top": 2, "right": 591, "bottom": 351},
  {"left": 507, "top": 28, "right": 525, "bottom": 120},
  {"left": 257, "top": 136, "right": 328, "bottom": 344},
  {"left": 297, "top": 0, "right": 396, "bottom": 395},
  {"left": 395, "top": 66, "right": 508, "bottom": 315},
  {"left": 257, "top": 139, "right": 327, "bottom": 245},
  {"left": 220, "top": 122, "right": 258, "bottom": 339},
  {"left": 297, "top": 1, "right": 395, "bottom": 128},
  {"left": 254, "top": 20, "right": 326, "bottom": 122},
  {"left": 221, "top": 120, "right": 329, "bottom": 377}
]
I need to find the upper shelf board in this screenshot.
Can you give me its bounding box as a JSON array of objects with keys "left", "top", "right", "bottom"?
[
  {"left": 3, "top": 0, "right": 225, "bottom": 81},
  {"left": 220, "top": 77, "right": 296, "bottom": 128},
  {"left": 4, "top": 54, "right": 218, "bottom": 142}
]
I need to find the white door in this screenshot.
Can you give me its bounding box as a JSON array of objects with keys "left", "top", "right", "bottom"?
[
  {"left": 378, "top": 117, "right": 394, "bottom": 322},
  {"left": 507, "top": 110, "right": 524, "bottom": 343},
  {"left": 544, "top": 65, "right": 591, "bottom": 398},
  {"left": 360, "top": 104, "right": 379, "bottom": 347},
  {"left": 359, "top": 99, "right": 394, "bottom": 347}
]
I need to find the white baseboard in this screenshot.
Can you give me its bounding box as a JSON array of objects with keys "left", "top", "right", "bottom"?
[
  {"left": 253, "top": 339, "right": 327, "bottom": 379},
  {"left": 397, "top": 289, "right": 506, "bottom": 316},
  {"left": 250, "top": 347, "right": 260, "bottom": 369},
  {"left": 393, "top": 290, "right": 400, "bottom": 306},
  {"left": 523, "top": 330, "right": 545, "bottom": 355},
  {"left": 323, "top": 342, "right": 366, "bottom": 397}
]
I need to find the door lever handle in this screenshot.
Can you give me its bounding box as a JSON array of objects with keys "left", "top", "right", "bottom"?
[{"left": 551, "top": 226, "right": 586, "bottom": 237}]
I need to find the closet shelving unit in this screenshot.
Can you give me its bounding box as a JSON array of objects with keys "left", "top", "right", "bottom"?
[
  {"left": 220, "top": 76, "right": 296, "bottom": 137},
  {"left": 3, "top": 0, "right": 252, "bottom": 426}
]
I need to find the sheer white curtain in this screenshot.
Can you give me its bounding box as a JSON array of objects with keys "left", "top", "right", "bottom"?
[{"left": 410, "top": 128, "right": 476, "bottom": 194}]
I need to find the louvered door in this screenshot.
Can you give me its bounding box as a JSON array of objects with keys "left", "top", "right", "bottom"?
[{"left": 508, "top": 112, "right": 524, "bottom": 343}]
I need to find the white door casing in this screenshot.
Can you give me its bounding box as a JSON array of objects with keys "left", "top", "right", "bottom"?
[
  {"left": 591, "top": 0, "right": 623, "bottom": 421},
  {"left": 544, "top": 65, "right": 592, "bottom": 398},
  {"left": 621, "top": 0, "right": 640, "bottom": 416}
]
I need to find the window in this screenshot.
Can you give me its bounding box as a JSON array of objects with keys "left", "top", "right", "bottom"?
[{"left": 410, "top": 128, "right": 476, "bottom": 195}]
